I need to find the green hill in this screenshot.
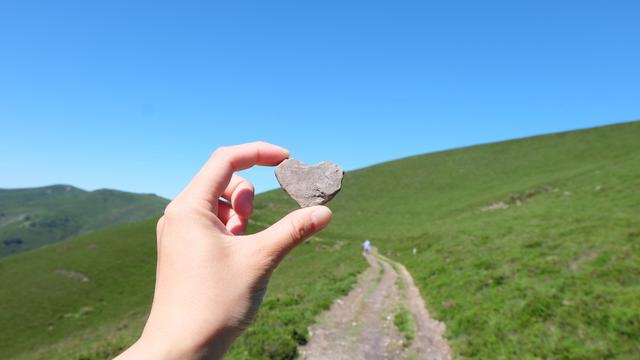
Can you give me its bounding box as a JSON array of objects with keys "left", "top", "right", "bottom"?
[
  {"left": 1, "top": 121, "right": 639, "bottom": 359},
  {"left": 0, "top": 185, "right": 168, "bottom": 257}
]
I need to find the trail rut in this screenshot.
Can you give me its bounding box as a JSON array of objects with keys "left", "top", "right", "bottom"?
[{"left": 298, "top": 251, "right": 451, "bottom": 360}]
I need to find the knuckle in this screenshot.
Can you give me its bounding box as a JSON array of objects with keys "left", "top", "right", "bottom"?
[
  {"left": 211, "top": 146, "right": 230, "bottom": 159},
  {"left": 212, "top": 146, "right": 240, "bottom": 169},
  {"left": 241, "top": 180, "right": 255, "bottom": 193},
  {"left": 288, "top": 217, "right": 310, "bottom": 243}
]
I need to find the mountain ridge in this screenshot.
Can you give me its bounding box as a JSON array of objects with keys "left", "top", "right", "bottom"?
[{"left": 0, "top": 184, "right": 168, "bottom": 257}]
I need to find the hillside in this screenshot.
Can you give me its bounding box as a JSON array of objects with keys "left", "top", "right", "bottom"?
[
  {"left": 0, "top": 185, "right": 168, "bottom": 257},
  {"left": 1, "top": 121, "right": 639, "bottom": 359}
]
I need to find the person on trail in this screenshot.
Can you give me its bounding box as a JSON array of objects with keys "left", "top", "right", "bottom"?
[
  {"left": 115, "top": 142, "right": 332, "bottom": 360},
  {"left": 363, "top": 239, "right": 371, "bottom": 254}
]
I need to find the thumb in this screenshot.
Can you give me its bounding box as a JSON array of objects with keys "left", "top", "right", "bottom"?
[{"left": 254, "top": 206, "right": 332, "bottom": 267}]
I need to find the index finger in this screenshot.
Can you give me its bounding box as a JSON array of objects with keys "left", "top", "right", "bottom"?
[{"left": 184, "top": 141, "right": 289, "bottom": 202}]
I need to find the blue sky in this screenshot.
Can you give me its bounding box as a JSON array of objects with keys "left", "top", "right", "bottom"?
[{"left": 1, "top": 0, "right": 638, "bottom": 198}]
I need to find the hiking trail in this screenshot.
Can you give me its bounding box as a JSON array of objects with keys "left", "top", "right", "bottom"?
[{"left": 298, "top": 249, "right": 452, "bottom": 360}]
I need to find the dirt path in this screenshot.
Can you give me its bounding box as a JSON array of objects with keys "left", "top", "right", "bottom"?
[{"left": 299, "top": 250, "right": 451, "bottom": 360}]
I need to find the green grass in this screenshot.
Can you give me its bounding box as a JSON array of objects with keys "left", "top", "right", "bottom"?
[
  {"left": 393, "top": 306, "right": 415, "bottom": 348},
  {"left": 0, "top": 185, "right": 168, "bottom": 257},
  {"left": 1, "top": 120, "right": 640, "bottom": 358},
  {"left": 256, "top": 120, "right": 640, "bottom": 358},
  {"left": 0, "top": 220, "right": 158, "bottom": 358},
  {"left": 0, "top": 220, "right": 365, "bottom": 359}
]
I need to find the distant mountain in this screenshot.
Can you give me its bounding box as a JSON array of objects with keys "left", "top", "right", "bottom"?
[{"left": 0, "top": 185, "right": 168, "bottom": 257}]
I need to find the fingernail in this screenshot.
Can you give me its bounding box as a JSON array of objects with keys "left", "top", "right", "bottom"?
[{"left": 310, "top": 206, "right": 332, "bottom": 229}]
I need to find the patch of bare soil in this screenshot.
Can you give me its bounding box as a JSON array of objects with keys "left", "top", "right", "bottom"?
[
  {"left": 299, "top": 251, "right": 451, "bottom": 360},
  {"left": 55, "top": 269, "right": 90, "bottom": 283}
]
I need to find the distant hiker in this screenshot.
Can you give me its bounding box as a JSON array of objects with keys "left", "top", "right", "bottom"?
[{"left": 363, "top": 239, "right": 371, "bottom": 254}]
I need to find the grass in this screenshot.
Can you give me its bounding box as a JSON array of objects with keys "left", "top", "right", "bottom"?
[
  {"left": 257, "top": 120, "right": 640, "bottom": 358},
  {"left": 1, "top": 120, "right": 640, "bottom": 358},
  {"left": 0, "top": 220, "right": 158, "bottom": 359},
  {"left": 393, "top": 306, "right": 415, "bottom": 348},
  {"left": 0, "top": 219, "right": 365, "bottom": 359},
  {"left": 376, "top": 259, "right": 385, "bottom": 283}
]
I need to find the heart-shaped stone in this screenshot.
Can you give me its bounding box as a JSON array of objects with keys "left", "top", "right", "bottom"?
[{"left": 275, "top": 159, "right": 344, "bottom": 207}]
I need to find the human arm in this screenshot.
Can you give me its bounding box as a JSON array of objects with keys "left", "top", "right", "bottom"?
[{"left": 115, "top": 142, "right": 332, "bottom": 359}]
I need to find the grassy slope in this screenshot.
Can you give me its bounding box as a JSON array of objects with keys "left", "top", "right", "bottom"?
[
  {"left": 256, "top": 120, "right": 640, "bottom": 358},
  {"left": 1, "top": 121, "right": 639, "bottom": 359},
  {"left": 0, "top": 220, "right": 364, "bottom": 359},
  {"left": 0, "top": 185, "right": 168, "bottom": 257}
]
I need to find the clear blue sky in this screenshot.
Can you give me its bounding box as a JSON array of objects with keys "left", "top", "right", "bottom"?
[{"left": 1, "top": 1, "right": 638, "bottom": 199}]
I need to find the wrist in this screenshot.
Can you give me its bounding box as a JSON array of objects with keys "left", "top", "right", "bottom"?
[
  {"left": 118, "top": 323, "right": 236, "bottom": 360},
  {"left": 116, "top": 335, "right": 205, "bottom": 360},
  {"left": 115, "top": 337, "right": 168, "bottom": 360}
]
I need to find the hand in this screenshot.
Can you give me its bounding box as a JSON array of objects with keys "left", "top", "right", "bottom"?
[{"left": 116, "top": 142, "right": 332, "bottom": 359}]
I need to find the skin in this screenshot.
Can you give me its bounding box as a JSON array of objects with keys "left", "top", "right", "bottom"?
[{"left": 115, "top": 142, "right": 332, "bottom": 359}]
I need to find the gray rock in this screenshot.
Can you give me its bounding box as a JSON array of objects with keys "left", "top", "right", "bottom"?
[{"left": 275, "top": 159, "right": 344, "bottom": 207}]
